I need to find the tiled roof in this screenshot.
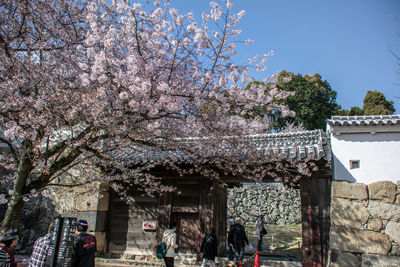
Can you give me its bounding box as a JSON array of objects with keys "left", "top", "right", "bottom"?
[
  {"left": 112, "top": 129, "right": 330, "bottom": 165},
  {"left": 243, "top": 130, "right": 329, "bottom": 160},
  {"left": 327, "top": 115, "right": 400, "bottom": 126}
]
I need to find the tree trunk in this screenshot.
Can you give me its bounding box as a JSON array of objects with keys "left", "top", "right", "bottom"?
[{"left": 0, "top": 148, "right": 32, "bottom": 237}]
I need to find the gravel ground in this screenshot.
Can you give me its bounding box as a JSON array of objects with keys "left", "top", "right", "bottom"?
[{"left": 244, "top": 224, "right": 302, "bottom": 260}]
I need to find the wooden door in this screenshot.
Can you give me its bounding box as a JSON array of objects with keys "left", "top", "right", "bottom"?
[
  {"left": 107, "top": 190, "right": 129, "bottom": 254},
  {"left": 300, "top": 172, "right": 331, "bottom": 267},
  {"left": 107, "top": 190, "right": 159, "bottom": 255},
  {"left": 172, "top": 212, "right": 201, "bottom": 254}
]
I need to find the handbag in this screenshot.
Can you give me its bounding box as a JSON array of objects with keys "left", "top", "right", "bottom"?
[{"left": 261, "top": 227, "right": 267, "bottom": 235}]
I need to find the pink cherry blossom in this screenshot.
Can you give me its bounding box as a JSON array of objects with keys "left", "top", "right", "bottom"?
[{"left": 0, "top": 0, "right": 311, "bottom": 232}]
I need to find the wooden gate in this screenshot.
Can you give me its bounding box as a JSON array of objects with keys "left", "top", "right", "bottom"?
[
  {"left": 107, "top": 190, "right": 128, "bottom": 255},
  {"left": 300, "top": 172, "right": 331, "bottom": 267},
  {"left": 172, "top": 212, "right": 202, "bottom": 254},
  {"left": 107, "top": 190, "right": 159, "bottom": 255}
]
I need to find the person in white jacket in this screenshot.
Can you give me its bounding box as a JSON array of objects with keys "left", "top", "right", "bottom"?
[{"left": 162, "top": 222, "right": 178, "bottom": 267}]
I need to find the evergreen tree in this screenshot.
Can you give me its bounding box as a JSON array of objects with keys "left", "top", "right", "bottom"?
[
  {"left": 266, "top": 71, "right": 339, "bottom": 131},
  {"left": 363, "top": 90, "right": 395, "bottom": 115},
  {"left": 336, "top": 90, "right": 395, "bottom": 116}
]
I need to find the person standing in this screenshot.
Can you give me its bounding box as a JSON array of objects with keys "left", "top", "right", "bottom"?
[
  {"left": 162, "top": 222, "right": 178, "bottom": 267},
  {"left": 227, "top": 217, "right": 249, "bottom": 265},
  {"left": 255, "top": 215, "right": 267, "bottom": 251},
  {"left": 200, "top": 228, "right": 217, "bottom": 267},
  {"left": 227, "top": 217, "right": 234, "bottom": 261},
  {"left": 71, "top": 220, "right": 96, "bottom": 267},
  {"left": 0, "top": 229, "right": 24, "bottom": 267},
  {"left": 29, "top": 224, "right": 53, "bottom": 267}
]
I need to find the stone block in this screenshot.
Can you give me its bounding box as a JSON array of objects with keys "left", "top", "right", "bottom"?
[
  {"left": 329, "top": 250, "right": 359, "bottom": 267},
  {"left": 330, "top": 226, "right": 391, "bottom": 255},
  {"left": 368, "top": 200, "right": 400, "bottom": 222},
  {"left": 331, "top": 198, "right": 369, "bottom": 228},
  {"left": 368, "top": 181, "right": 396, "bottom": 203},
  {"left": 97, "top": 191, "right": 109, "bottom": 212},
  {"left": 395, "top": 195, "right": 400, "bottom": 206},
  {"left": 392, "top": 244, "right": 400, "bottom": 256},
  {"left": 53, "top": 191, "right": 75, "bottom": 213},
  {"left": 74, "top": 191, "right": 100, "bottom": 212},
  {"left": 383, "top": 219, "right": 389, "bottom": 226},
  {"left": 95, "top": 232, "right": 107, "bottom": 252},
  {"left": 332, "top": 181, "right": 368, "bottom": 200},
  {"left": 367, "top": 217, "right": 383, "bottom": 231},
  {"left": 385, "top": 221, "right": 400, "bottom": 245},
  {"left": 362, "top": 254, "right": 400, "bottom": 267}
]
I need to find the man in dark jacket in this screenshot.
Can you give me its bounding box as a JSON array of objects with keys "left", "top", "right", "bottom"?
[
  {"left": 71, "top": 220, "right": 96, "bottom": 267},
  {"left": 200, "top": 228, "right": 217, "bottom": 267},
  {"left": 228, "top": 217, "right": 249, "bottom": 264}
]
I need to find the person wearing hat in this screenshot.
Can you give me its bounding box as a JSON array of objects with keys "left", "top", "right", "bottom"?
[
  {"left": 70, "top": 220, "right": 96, "bottom": 267},
  {"left": 255, "top": 214, "right": 267, "bottom": 251},
  {"left": 0, "top": 229, "right": 24, "bottom": 267}
]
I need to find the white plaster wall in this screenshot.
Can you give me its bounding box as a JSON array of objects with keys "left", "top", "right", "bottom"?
[{"left": 329, "top": 131, "right": 400, "bottom": 184}]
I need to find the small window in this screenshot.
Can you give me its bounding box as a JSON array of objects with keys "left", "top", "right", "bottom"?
[{"left": 350, "top": 160, "right": 360, "bottom": 169}]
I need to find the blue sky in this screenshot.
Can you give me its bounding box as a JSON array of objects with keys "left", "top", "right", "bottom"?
[{"left": 170, "top": 0, "right": 400, "bottom": 113}]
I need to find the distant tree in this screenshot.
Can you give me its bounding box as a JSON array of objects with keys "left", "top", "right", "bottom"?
[
  {"left": 349, "top": 106, "right": 364, "bottom": 116},
  {"left": 245, "top": 71, "right": 339, "bottom": 131},
  {"left": 273, "top": 71, "right": 339, "bottom": 131},
  {"left": 363, "top": 90, "right": 395, "bottom": 115},
  {"left": 335, "top": 90, "right": 395, "bottom": 116},
  {"left": 335, "top": 106, "right": 363, "bottom": 116}
]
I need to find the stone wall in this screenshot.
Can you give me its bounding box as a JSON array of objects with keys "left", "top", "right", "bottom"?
[
  {"left": 328, "top": 180, "right": 400, "bottom": 267},
  {"left": 50, "top": 182, "right": 110, "bottom": 254},
  {"left": 0, "top": 181, "right": 108, "bottom": 254},
  {"left": 227, "top": 183, "right": 301, "bottom": 225},
  {"left": 0, "top": 195, "right": 57, "bottom": 254}
]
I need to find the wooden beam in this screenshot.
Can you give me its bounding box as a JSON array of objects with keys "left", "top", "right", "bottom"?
[{"left": 171, "top": 207, "right": 199, "bottom": 213}]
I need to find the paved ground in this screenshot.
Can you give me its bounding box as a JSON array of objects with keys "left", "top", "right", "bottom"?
[
  {"left": 94, "top": 224, "right": 303, "bottom": 267},
  {"left": 95, "top": 251, "right": 302, "bottom": 267}
]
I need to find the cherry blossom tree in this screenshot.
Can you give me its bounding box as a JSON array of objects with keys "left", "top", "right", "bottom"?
[{"left": 0, "top": 0, "right": 301, "bottom": 233}]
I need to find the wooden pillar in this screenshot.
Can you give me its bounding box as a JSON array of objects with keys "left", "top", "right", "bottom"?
[
  {"left": 156, "top": 190, "right": 172, "bottom": 243},
  {"left": 199, "top": 180, "right": 213, "bottom": 234},
  {"left": 213, "top": 180, "right": 227, "bottom": 256},
  {"left": 300, "top": 173, "right": 331, "bottom": 267}
]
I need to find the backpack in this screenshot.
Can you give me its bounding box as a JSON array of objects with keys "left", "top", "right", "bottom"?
[{"left": 156, "top": 242, "right": 167, "bottom": 259}]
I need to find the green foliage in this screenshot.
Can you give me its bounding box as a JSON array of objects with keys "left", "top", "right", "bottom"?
[
  {"left": 274, "top": 71, "right": 339, "bottom": 130},
  {"left": 363, "top": 90, "right": 395, "bottom": 115},
  {"left": 335, "top": 90, "right": 395, "bottom": 116},
  {"left": 245, "top": 71, "right": 339, "bottom": 131},
  {"left": 335, "top": 106, "right": 363, "bottom": 116}
]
